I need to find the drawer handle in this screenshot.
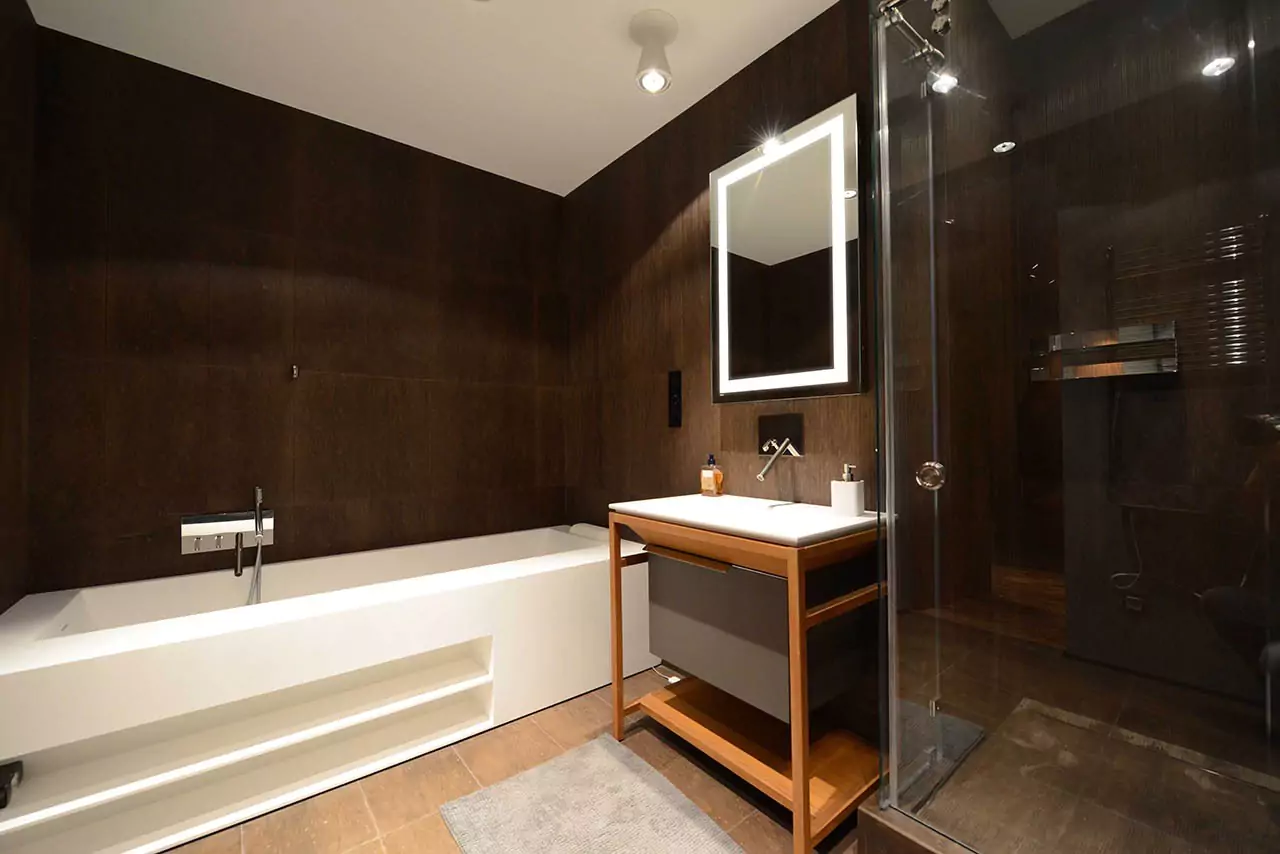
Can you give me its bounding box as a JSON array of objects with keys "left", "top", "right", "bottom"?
[{"left": 645, "top": 545, "right": 731, "bottom": 573}]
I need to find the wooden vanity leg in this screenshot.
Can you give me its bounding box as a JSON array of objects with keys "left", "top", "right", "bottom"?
[
  {"left": 788, "top": 556, "right": 811, "bottom": 853},
  {"left": 609, "top": 513, "right": 625, "bottom": 740}
]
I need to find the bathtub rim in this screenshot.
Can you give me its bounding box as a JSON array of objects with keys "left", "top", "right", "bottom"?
[{"left": 0, "top": 526, "right": 644, "bottom": 677}]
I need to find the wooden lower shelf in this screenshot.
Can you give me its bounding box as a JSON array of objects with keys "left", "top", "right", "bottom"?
[{"left": 637, "top": 678, "right": 881, "bottom": 842}]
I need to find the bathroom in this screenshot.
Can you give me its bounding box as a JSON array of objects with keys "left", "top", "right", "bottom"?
[{"left": 0, "top": 0, "right": 1276, "bottom": 852}]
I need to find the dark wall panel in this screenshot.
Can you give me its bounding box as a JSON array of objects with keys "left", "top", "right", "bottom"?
[
  {"left": 0, "top": 0, "right": 34, "bottom": 612},
  {"left": 562, "top": 1, "right": 876, "bottom": 523},
  {"left": 30, "top": 31, "right": 567, "bottom": 592}
]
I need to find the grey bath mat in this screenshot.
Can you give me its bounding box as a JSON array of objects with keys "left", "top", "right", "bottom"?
[{"left": 440, "top": 735, "right": 744, "bottom": 854}]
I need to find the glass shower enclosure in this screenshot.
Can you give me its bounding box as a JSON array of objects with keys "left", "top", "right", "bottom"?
[{"left": 873, "top": 0, "right": 1280, "bottom": 850}]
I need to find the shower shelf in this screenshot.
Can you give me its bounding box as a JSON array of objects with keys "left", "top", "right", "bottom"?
[{"left": 0, "top": 638, "right": 492, "bottom": 850}]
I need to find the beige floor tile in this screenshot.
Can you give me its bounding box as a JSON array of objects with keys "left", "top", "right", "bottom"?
[
  {"left": 171, "top": 826, "right": 241, "bottom": 854},
  {"left": 532, "top": 692, "right": 612, "bottom": 749},
  {"left": 620, "top": 723, "right": 682, "bottom": 771},
  {"left": 659, "top": 753, "right": 754, "bottom": 831},
  {"left": 729, "top": 811, "right": 792, "bottom": 854},
  {"left": 242, "top": 783, "right": 377, "bottom": 854},
  {"left": 381, "top": 814, "right": 461, "bottom": 854},
  {"left": 453, "top": 716, "right": 564, "bottom": 787},
  {"left": 359, "top": 748, "right": 479, "bottom": 833}
]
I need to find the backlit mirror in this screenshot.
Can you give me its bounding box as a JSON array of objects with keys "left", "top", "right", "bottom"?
[{"left": 710, "top": 94, "right": 861, "bottom": 403}]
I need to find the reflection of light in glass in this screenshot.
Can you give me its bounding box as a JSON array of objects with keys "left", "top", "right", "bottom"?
[
  {"left": 929, "top": 71, "right": 959, "bottom": 94},
  {"left": 1202, "top": 56, "right": 1236, "bottom": 76},
  {"left": 1248, "top": 39, "right": 1256, "bottom": 50}
]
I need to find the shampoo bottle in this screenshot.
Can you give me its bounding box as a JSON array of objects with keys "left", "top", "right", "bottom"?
[
  {"left": 831, "top": 463, "right": 865, "bottom": 516},
  {"left": 700, "top": 454, "right": 724, "bottom": 497}
]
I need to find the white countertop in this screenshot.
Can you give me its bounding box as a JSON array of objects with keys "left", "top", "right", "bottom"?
[{"left": 609, "top": 494, "right": 879, "bottom": 547}]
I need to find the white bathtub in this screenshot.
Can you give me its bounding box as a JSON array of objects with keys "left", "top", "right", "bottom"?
[{"left": 0, "top": 524, "right": 657, "bottom": 854}]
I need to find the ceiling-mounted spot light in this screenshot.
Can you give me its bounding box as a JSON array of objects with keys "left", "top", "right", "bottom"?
[
  {"left": 762, "top": 137, "right": 783, "bottom": 155},
  {"left": 929, "top": 70, "right": 959, "bottom": 94},
  {"left": 993, "top": 141, "right": 1016, "bottom": 154},
  {"left": 629, "top": 9, "right": 678, "bottom": 95},
  {"left": 843, "top": 189, "right": 858, "bottom": 199},
  {"left": 1202, "top": 56, "right": 1236, "bottom": 76}
]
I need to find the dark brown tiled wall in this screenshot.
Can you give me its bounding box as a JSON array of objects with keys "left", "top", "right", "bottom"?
[
  {"left": 29, "top": 31, "right": 567, "bottom": 592},
  {"left": 0, "top": 0, "right": 34, "bottom": 612},
  {"left": 562, "top": 1, "right": 876, "bottom": 523}
]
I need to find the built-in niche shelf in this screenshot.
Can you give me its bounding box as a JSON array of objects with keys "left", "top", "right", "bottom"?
[{"left": 2, "top": 638, "right": 493, "bottom": 854}]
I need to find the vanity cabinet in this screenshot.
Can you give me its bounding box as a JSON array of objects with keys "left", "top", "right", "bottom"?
[
  {"left": 648, "top": 549, "right": 871, "bottom": 723},
  {"left": 607, "top": 501, "right": 881, "bottom": 854}
]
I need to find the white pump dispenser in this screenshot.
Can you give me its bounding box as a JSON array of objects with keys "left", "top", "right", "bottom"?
[{"left": 831, "top": 463, "right": 865, "bottom": 517}]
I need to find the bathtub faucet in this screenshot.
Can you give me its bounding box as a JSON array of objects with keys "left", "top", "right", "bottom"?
[{"left": 179, "top": 491, "right": 275, "bottom": 605}]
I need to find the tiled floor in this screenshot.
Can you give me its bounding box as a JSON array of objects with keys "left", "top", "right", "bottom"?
[
  {"left": 895, "top": 609, "right": 1280, "bottom": 852},
  {"left": 171, "top": 669, "right": 859, "bottom": 854}
]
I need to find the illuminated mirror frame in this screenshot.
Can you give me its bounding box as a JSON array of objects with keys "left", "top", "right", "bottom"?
[{"left": 710, "top": 95, "right": 861, "bottom": 403}]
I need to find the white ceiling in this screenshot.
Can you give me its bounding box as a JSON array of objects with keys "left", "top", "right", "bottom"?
[
  {"left": 28, "top": 0, "right": 841, "bottom": 196},
  {"left": 987, "top": 0, "right": 1097, "bottom": 38}
]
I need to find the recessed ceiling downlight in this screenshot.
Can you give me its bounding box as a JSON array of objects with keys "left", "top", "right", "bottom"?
[
  {"left": 629, "top": 10, "right": 678, "bottom": 96},
  {"left": 993, "top": 141, "right": 1016, "bottom": 154},
  {"left": 1202, "top": 56, "right": 1236, "bottom": 77}
]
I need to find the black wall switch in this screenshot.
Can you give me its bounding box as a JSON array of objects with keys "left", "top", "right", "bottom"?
[{"left": 668, "top": 370, "right": 682, "bottom": 428}]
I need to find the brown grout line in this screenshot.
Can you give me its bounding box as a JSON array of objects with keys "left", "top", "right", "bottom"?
[
  {"left": 451, "top": 745, "right": 484, "bottom": 791},
  {"left": 355, "top": 779, "right": 384, "bottom": 840},
  {"left": 528, "top": 714, "right": 568, "bottom": 752}
]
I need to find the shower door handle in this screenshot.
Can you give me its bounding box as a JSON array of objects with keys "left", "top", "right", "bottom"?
[{"left": 916, "top": 461, "right": 946, "bottom": 491}]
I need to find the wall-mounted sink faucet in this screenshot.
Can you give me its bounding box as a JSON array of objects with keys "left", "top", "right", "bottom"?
[
  {"left": 757, "top": 437, "right": 799, "bottom": 482},
  {"left": 180, "top": 487, "right": 273, "bottom": 605}
]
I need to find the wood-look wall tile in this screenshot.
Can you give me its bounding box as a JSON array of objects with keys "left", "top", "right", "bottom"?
[
  {"left": 490, "top": 487, "right": 566, "bottom": 532},
  {"left": 293, "top": 372, "right": 380, "bottom": 505},
  {"left": 103, "top": 361, "right": 210, "bottom": 535},
  {"left": 28, "top": 359, "right": 105, "bottom": 533},
  {"left": 30, "top": 232, "right": 106, "bottom": 361},
  {"left": 361, "top": 255, "right": 437, "bottom": 380},
  {"left": 436, "top": 279, "right": 535, "bottom": 384},
  {"left": 200, "top": 85, "right": 298, "bottom": 235},
  {"left": 535, "top": 290, "right": 569, "bottom": 387},
  {"left": 106, "top": 215, "right": 210, "bottom": 363},
  {"left": 292, "top": 115, "right": 377, "bottom": 252},
  {"left": 204, "top": 366, "right": 294, "bottom": 512},
  {"left": 206, "top": 228, "right": 295, "bottom": 368},
  {"left": 535, "top": 387, "right": 566, "bottom": 490},
  {"left": 431, "top": 489, "right": 493, "bottom": 542},
  {"left": 372, "top": 377, "right": 432, "bottom": 498},
  {"left": 107, "top": 55, "right": 214, "bottom": 221},
  {"left": 293, "top": 242, "right": 373, "bottom": 375}
]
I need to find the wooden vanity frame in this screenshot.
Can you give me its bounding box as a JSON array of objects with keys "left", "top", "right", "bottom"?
[{"left": 608, "top": 511, "right": 883, "bottom": 854}]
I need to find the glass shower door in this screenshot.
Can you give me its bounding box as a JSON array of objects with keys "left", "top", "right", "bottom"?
[{"left": 872, "top": 0, "right": 954, "bottom": 812}]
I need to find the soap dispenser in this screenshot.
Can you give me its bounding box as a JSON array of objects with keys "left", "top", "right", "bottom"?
[
  {"left": 700, "top": 454, "right": 724, "bottom": 497},
  {"left": 831, "top": 463, "right": 865, "bottom": 517}
]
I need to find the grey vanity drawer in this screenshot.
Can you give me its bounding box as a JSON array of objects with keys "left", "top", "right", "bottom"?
[{"left": 647, "top": 549, "right": 863, "bottom": 723}]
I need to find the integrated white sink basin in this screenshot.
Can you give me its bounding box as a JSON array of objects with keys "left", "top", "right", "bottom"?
[{"left": 608, "top": 494, "right": 879, "bottom": 547}]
